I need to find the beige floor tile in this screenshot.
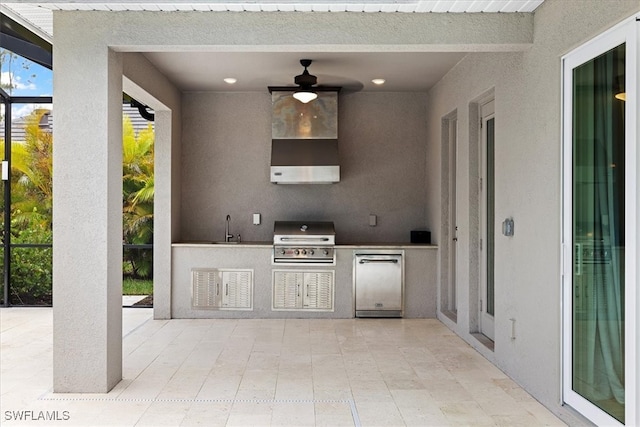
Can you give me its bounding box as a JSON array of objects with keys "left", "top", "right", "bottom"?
[
  {"left": 522, "top": 401, "right": 568, "bottom": 426},
  {"left": 238, "top": 369, "right": 278, "bottom": 392},
  {"left": 95, "top": 400, "right": 153, "bottom": 426},
  {"left": 313, "top": 387, "right": 354, "bottom": 401},
  {"left": 383, "top": 372, "right": 427, "bottom": 391},
  {"left": 234, "top": 388, "right": 276, "bottom": 400},
  {"left": 355, "top": 399, "right": 405, "bottom": 426},
  {"left": 314, "top": 401, "right": 356, "bottom": 427},
  {"left": 350, "top": 378, "right": 393, "bottom": 402},
  {"left": 440, "top": 401, "right": 497, "bottom": 426},
  {"left": 271, "top": 401, "right": 316, "bottom": 426},
  {"left": 135, "top": 401, "right": 191, "bottom": 426},
  {"left": 275, "top": 377, "right": 314, "bottom": 400},
  {"left": 179, "top": 402, "right": 233, "bottom": 426},
  {"left": 0, "top": 309, "right": 568, "bottom": 427},
  {"left": 426, "top": 379, "right": 475, "bottom": 403},
  {"left": 225, "top": 400, "right": 274, "bottom": 426},
  {"left": 197, "top": 375, "right": 241, "bottom": 400}
]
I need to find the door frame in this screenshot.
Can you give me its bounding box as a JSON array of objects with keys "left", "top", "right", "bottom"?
[
  {"left": 440, "top": 110, "right": 460, "bottom": 321},
  {"left": 449, "top": 116, "right": 459, "bottom": 314},
  {"left": 479, "top": 98, "right": 495, "bottom": 341},
  {"left": 561, "top": 14, "right": 638, "bottom": 426}
]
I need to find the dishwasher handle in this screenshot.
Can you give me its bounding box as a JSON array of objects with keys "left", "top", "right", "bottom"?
[{"left": 358, "top": 258, "right": 399, "bottom": 264}]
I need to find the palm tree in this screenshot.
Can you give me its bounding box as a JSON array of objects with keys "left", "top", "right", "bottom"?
[
  {"left": 122, "top": 115, "right": 154, "bottom": 278},
  {"left": 1, "top": 109, "right": 155, "bottom": 302},
  {"left": 6, "top": 108, "right": 53, "bottom": 240}
]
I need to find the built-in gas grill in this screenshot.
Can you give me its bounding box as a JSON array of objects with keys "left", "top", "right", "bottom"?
[{"left": 273, "top": 221, "right": 335, "bottom": 264}]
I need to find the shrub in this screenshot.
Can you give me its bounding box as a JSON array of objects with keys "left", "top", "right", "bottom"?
[{"left": 9, "top": 225, "right": 52, "bottom": 305}]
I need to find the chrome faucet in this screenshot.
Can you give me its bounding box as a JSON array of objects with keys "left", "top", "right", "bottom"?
[{"left": 225, "top": 215, "right": 234, "bottom": 242}]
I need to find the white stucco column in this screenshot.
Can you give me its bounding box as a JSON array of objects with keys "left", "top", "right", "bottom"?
[{"left": 52, "top": 39, "right": 123, "bottom": 392}]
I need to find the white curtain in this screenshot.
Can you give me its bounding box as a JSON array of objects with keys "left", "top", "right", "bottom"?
[{"left": 573, "top": 43, "right": 625, "bottom": 407}]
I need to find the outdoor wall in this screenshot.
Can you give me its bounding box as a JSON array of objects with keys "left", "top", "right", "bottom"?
[
  {"left": 425, "top": 0, "right": 640, "bottom": 421},
  {"left": 50, "top": 5, "right": 534, "bottom": 394},
  {"left": 180, "top": 91, "right": 429, "bottom": 244},
  {"left": 122, "top": 52, "right": 183, "bottom": 320}
]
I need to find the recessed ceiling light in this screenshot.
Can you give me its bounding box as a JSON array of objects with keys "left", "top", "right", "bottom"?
[
  {"left": 372, "top": 78, "right": 386, "bottom": 85},
  {"left": 224, "top": 78, "right": 237, "bottom": 84}
]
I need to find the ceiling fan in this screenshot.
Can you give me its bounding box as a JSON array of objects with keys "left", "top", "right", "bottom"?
[{"left": 268, "top": 59, "right": 341, "bottom": 103}]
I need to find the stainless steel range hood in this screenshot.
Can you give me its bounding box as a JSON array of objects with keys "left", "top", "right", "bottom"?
[
  {"left": 269, "top": 90, "right": 340, "bottom": 184},
  {"left": 271, "top": 139, "right": 339, "bottom": 184}
]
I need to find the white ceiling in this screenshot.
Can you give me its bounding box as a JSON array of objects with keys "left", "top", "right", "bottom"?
[
  {"left": 1, "top": 1, "right": 544, "bottom": 93},
  {"left": 143, "top": 51, "right": 468, "bottom": 92}
]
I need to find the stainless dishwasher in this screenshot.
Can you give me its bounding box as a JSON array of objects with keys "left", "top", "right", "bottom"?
[{"left": 354, "top": 251, "right": 404, "bottom": 317}]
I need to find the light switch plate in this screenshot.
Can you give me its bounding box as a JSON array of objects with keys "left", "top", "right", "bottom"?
[
  {"left": 369, "top": 214, "right": 377, "bottom": 227},
  {"left": 253, "top": 213, "right": 261, "bottom": 225}
]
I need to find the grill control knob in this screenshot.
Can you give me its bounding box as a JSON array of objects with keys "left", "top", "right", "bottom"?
[
  {"left": 301, "top": 249, "right": 307, "bottom": 255},
  {"left": 294, "top": 249, "right": 300, "bottom": 255},
  {"left": 280, "top": 249, "right": 286, "bottom": 255},
  {"left": 308, "top": 249, "right": 314, "bottom": 255},
  {"left": 323, "top": 249, "right": 329, "bottom": 256}
]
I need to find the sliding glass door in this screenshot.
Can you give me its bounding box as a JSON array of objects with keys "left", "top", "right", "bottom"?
[{"left": 562, "top": 17, "right": 637, "bottom": 426}]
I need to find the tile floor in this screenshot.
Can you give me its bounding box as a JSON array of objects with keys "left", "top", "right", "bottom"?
[{"left": 0, "top": 308, "right": 566, "bottom": 426}]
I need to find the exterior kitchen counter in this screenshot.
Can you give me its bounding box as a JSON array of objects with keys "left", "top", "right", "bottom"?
[
  {"left": 172, "top": 242, "right": 437, "bottom": 248},
  {"left": 171, "top": 243, "right": 437, "bottom": 319},
  {"left": 337, "top": 243, "right": 437, "bottom": 249},
  {"left": 172, "top": 241, "right": 272, "bottom": 248}
]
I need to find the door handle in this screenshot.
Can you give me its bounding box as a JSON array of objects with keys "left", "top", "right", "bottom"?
[
  {"left": 359, "top": 259, "right": 398, "bottom": 264},
  {"left": 574, "top": 243, "right": 582, "bottom": 276}
]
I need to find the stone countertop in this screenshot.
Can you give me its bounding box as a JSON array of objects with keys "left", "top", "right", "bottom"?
[
  {"left": 337, "top": 243, "right": 437, "bottom": 249},
  {"left": 172, "top": 241, "right": 272, "bottom": 248},
  {"left": 172, "top": 241, "right": 437, "bottom": 249}
]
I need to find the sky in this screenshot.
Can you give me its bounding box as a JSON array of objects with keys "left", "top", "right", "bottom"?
[{"left": 0, "top": 49, "right": 53, "bottom": 118}]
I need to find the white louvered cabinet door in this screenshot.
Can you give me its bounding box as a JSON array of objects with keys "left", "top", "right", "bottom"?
[
  {"left": 273, "top": 271, "right": 303, "bottom": 309},
  {"left": 192, "top": 269, "right": 221, "bottom": 309},
  {"left": 303, "top": 272, "right": 334, "bottom": 310},
  {"left": 221, "top": 270, "right": 253, "bottom": 310},
  {"left": 192, "top": 268, "right": 253, "bottom": 310},
  {"left": 273, "top": 270, "right": 334, "bottom": 311}
]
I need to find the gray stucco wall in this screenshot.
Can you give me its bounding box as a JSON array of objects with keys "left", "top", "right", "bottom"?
[
  {"left": 425, "top": 0, "right": 640, "bottom": 420},
  {"left": 180, "top": 91, "right": 429, "bottom": 244},
  {"left": 123, "top": 52, "right": 183, "bottom": 320},
  {"left": 49, "top": 6, "right": 537, "bottom": 394},
  {"left": 49, "top": 1, "right": 639, "bottom": 416}
]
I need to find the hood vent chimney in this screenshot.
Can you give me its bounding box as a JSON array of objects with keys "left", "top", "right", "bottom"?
[{"left": 268, "top": 83, "right": 340, "bottom": 184}]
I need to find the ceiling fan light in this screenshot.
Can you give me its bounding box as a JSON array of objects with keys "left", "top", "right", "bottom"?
[{"left": 293, "top": 90, "right": 318, "bottom": 103}]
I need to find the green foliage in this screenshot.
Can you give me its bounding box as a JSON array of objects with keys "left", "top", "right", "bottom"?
[
  {"left": 0, "top": 109, "right": 54, "bottom": 304},
  {"left": 122, "top": 116, "right": 155, "bottom": 279},
  {"left": 123, "top": 277, "right": 153, "bottom": 296},
  {"left": 9, "top": 225, "right": 53, "bottom": 305},
  {"left": 1, "top": 110, "right": 155, "bottom": 304},
  {"left": 2, "top": 109, "right": 53, "bottom": 232}
]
